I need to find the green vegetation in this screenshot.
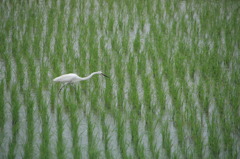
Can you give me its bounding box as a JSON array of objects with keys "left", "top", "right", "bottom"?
[{"left": 0, "top": 0, "right": 239, "bottom": 158}]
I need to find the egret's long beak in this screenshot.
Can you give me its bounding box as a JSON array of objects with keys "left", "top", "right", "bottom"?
[{"left": 101, "top": 73, "right": 109, "bottom": 78}]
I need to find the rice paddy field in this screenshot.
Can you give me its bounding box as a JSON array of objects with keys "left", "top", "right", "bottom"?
[{"left": 0, "top": 0, "right": 240, "bottom": 158}]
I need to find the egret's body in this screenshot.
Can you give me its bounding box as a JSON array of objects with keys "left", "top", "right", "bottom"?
[
  {"left": 53, "top": 73, "right": 82, "bottom": 83},
  {"left": 53, "top": 71, "right": 109, "bottom": 93}
]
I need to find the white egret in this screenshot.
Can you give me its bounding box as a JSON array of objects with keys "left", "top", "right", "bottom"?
[{"left": 53, "top": 71, "right": 109, "bottom": 94}]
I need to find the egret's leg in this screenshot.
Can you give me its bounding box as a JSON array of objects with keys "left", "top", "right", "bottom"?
[{"left": 58, "top": 83, "right": 69, "bottom": 95}]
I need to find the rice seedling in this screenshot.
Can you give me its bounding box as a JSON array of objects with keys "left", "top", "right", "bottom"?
[
  {"left": 3, "top": 54, "right": 11, "bottom": 89},
  {"left": 7, "top": 84, "right": 20, "bottom": 159},
  {"left": 161, "top": 122, "right": 172, "bottom": 159},
  {"left": 130, "top": 112, "right": 145, "bottom": 159},
  {"left": 101, "top": 113, "right": 112, "bottom": 159},
  {"left": 0, "top": 82, "right": 4, "bottom": 129},
  {"left": 50, "top": 85, "right": 56, "bottom": 112},
  {"left": 69, "top": 104, "right": 81, "bottom": 159},
  {"left": 39, "top": 101, "right": 51, "bottom": 159},
  {"left": 23, "top": 93, "right": 34, "bottom": 159},
  {"left": 104, "top": 70, "right": 113, "bottom": 111},
  {"left": 115, "top": 61, "right": 124, "bottom": 111},
  {"left": 87, "top": 114, "right": 100, "bottom": 159},
  {"left": 56, "top": 106, "right": 66, "bottom": 159},
  {"left": 116, "top": 113, "right": 128, "bottom": 159},
  {"left": 207, "top": 117, "right": 220, "bottom": 158},
  {"left": 145, "top": 112, "right": 159, "bottom": 159}
]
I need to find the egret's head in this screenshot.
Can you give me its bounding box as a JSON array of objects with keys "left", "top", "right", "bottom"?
[{"left": 98, "top": 71, "right": 109, "bottom": 78}]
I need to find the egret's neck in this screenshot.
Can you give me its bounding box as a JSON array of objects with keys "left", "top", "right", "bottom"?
[{"left": 81, "top": 72, "right": 99, "bottom": 81}]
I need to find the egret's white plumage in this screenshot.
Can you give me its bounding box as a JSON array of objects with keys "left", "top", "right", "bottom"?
[
  {"left": 53, "top": 71, "right": 109, "bottom": 93},
  {"left": 53, "top": 71, "right": 109, "bottom": 83},
  {"left": 53, "top": 73, "right": 81, "bottom": 83}
]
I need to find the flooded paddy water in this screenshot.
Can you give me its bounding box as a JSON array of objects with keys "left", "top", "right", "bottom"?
[{"left": 0, "top": 0, "right": 240, "bottom": 158}]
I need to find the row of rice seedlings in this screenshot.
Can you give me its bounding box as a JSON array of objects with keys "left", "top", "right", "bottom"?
[
  {"left": 230, "top": 79, "right": 240, "bottom": 132},
  {"left": 221, "top": 115, "right": 234, "bottom": 158},
  {"left": 173, "top": 56, "right": 200, "bottom": 157},
  {"left": 11, "top": 21, "right": 20, "bottom": 58},
  {"left": 101, "top": 113, "right": 112, "bottom": 159},
  {"left": 64, "top": 41, "right": 76, "bottom": 74},
  {"left": 3, "top": 54, "right": 11, "bottom": 89},
  {"left": 227, "top": 52, "right": 240, "bottom": 131},
  {"left": 167, "top": 70, "right": 187, "bottom": 150},
  {"left": 161, "top": 122, "right": 172, "bottom": 159},
  {"left": 53, "top": 4, "right": 65, "bottom": 72},
  {"left": 56, "top": 106, "right": 66, "bottom": 159},
  {"left": 197, "top": 79, "right": 210, "bottom": 117},
  {"left": 68, "top": 100, "right": 81, "bottom": 158},
  {"left": 103, "top": 56, "right": 113, "bottom": 111},
  {"left": 111, "top": 32, "right": 122, "bottom": 54},
  {"left": 45, "top": 2, "right": 61, "bottom": 77},
  {"left": 227, "top": 85, "right": 239, "bottom": 157},
  {"left": 50, "top": 85, "right": 56, "bottom": 112},
  {"left": 45, "top": 3, "right": 56, "bottom": 56},
  {"left": 137, "top": 54, "right": 150, "bottom": 109},
  {"left": 23, "top": 91, "right": 34, "bottom": 159},
  {"left": 87, "top": 114, "right": 100, "bottom": 158},
  {"left": 64, "top": 0, "right": 80, "bottom": 73},
  {"left": 1, "top": 1, "right": 13, "bottom": 34},
  {"left": 148, "top": 32, "right": 167, "bottom": 114},
  {"left": 114, "top": 56, "right": 125, "bottom": 111},
  {"left": 40, "top": 58, "right": 50, "bottom": 90},
  {"left": 7, "top": 84, "right": 20, "bottom": 159},
  {"left": 69, "top": 0, "right": 80, "bottom": 33},
  {"left": 115, "top": 112, "right": 129, "bottom": 159},
  {"left": 38, "top": 94, "right": 51, "bottom": 159},
  {"left": 127, "top": 57, "right": 140, "bottom": 114},
  {"left": 187, "top": 105, "right": 204, "bottom": 158},
  {"left": 129, "top": 112, "right": 145, "bottom": 158},
  {"left": 75, "top": 20, "right": 88, "bottom": 96},
  {"left": 31, "top": 9, "right": 43, "bottom": 61},
  {"left": 18, "top": 17, "right": 30, "bottom": 60},
  {"left": 0, "top": 81, "right": 4, "bottom": 129},
  {"left": 207, "top": 114, "right": 221, "bottom": 158},
  {"left": 228, "top": 75, "right": 240, "bottom": 130},
  {"left": 14, "top": 54, "right": 25, "bottom": 91},
  {"left": 225, "top": 13, "right": 240, "bottom": 133},
  {"left": 52, "top": 1, "right": 67, "bottom": 69},
  {"left": 89, "top": 82, "right": 100, "bottom": 113},
  {"left": 212, "top": 83, "right": 235, "bottom": 157},
  {"left": 181, "top": 88, "right": 202, "bottom": 158},
  {"left": 26, "top": 55, "right": 37, "bottom": 91},
  {"left": 223, "top": 83, "right": 239, "bottom": 156},
  {"left": 61, "top": 85, "right": 77, "bottom": 112},
  {"left": 150, "top": 55, "right": 166, "bottom": 117},
  {"left": 145, "top": 112, "right": 159, "bottom": 159},
  {"left": 0, "top": 20, "right": 6, "bottom": 65},
  {"left": 167, "top": 76, "right": 188, "bottom": 156},
  {"left": 138, "top": 53, "right": 161, "bottom": 158},
  {"left": 22, "top": 3, "right": 38, "bottom": 57}
]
